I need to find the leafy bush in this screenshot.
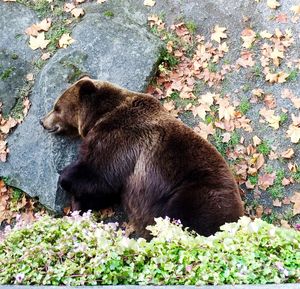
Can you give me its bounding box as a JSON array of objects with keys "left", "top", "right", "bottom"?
[{"left": 0, "top": 213, "right": 299, "bottom": 285}]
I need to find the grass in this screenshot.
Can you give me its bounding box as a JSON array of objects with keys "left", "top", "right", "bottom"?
[
  {"left": 186, "top": 21, "right": 197, "bottom": 34},
  {"left": 257, "top": 141, "right": 271, "bottom": 156},
  {"left": 267, "top": 169, "right": 285, "bottom": 199},
  {"left": 0, "top": 67, "right": 15, "bottom": 80},
  {"left": 248, "top": 175, "right": 258, "bottom": 185},
  {"left": 279, "top": 112, "right": 288, "bottom": 125},
  {"left": 159, "top": 48, "right": 179, "bottom": 69},
  {"left": 287, "top": 70, "right": 298, "bottom": 82},
  {"left": 238, "top": 98, "right": 251, "bottom": 115},
  {"left": 213, "top": 130, "right": 240, "bottom": 157},
  {"left": 103, "top": 10, "right": 114, "bottom": 17}
]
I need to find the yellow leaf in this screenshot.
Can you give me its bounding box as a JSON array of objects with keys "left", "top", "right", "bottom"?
[
  {"left": 58, "top": 33, "right": 75, "bottom": 48},
  {"left": 29, "top": 32, "right": 50, "bottom": 50},
  {"left": 267, "top": 0, "right": 280, "bottom": 9},
  {"left": 144, "top": 0, "right": 156, "bottom": 7},
  {"left": 211, "top": 25, "right": 227, "bottom": 43}
]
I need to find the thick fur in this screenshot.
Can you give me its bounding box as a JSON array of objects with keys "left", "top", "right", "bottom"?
[{"left": 41, "top": 77, "right": 244, "bottom": 238}]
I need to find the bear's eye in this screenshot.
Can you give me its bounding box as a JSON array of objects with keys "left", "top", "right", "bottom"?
[{"left": 54, "top": 105, "right": 61, "bottom": 113}]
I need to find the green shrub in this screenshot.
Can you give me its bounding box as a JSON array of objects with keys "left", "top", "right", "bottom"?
[{"left": 0, "top": 213, "right": 299, "bottom": 285}]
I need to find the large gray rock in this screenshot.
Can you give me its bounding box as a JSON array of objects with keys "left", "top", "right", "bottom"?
[
  {"left": 0, "top": 2, "right": 39, "bottom": 115},
  {"left": 0, "top": 8, "right": 162, "bottom": 212}
]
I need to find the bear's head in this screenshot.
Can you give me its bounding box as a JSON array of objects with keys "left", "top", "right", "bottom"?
[{"left": 40, "top": 77, "right": 126, "bottom": 137}]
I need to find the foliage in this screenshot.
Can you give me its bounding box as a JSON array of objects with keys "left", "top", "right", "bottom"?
[{"left": 0, "top": 214, "right": 299, "bottom": 285}]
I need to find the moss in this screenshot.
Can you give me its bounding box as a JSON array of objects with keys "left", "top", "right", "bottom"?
[
  {"left": 103, "top": 10, "right": 114, "bottom": 17},
  {"left": 267, "top": 169, "right": 285, "bottom": 199},
  {"left": 287, "top": 70, "right": 298, "bottom": 82},
  {"left": 279, "top": 113, "right": 288, "bottom": 125},
  {"left": 257, "top": 141, "right": 271, "bottom": 156},
  {"left": 238, "top": 98, "right": 251, "bottom": 115},
  {"left": 186, "top": 21, "right": 197, "bottom": 34},
  {"left": 0, "top": 67, "right": 15, "bottom": 80},
  {"left": 158, "top": 48, "right": 179, "bottom": 69},
  {"left": 248, "top": 175, "right": 258, "bottom": 185}
]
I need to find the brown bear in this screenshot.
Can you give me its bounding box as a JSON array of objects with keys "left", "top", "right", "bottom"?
[{"left": 41, "top": 77, "right": 244, "bottom": 238}]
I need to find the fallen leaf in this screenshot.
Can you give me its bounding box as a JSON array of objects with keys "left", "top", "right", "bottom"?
[
  {"left": 259, "top": 108, "right": 280, "bottom": 129},
  {"left": 29, "top": 32, "right": 50, "bottom": 50},
  {"left": 252, "top": 135, "right": 261, "bottom": 147},
  {"left": 287, "top": 124, "right": 300, "bottom": 143},
  {"left": 280, "top": 220, "right": 291, "bottom": 228},
  {"left": 290, "top": 192, "right": 300, "bottom": 215},
  {"left": 267, "top": 0, "right": 280, "bottom": 9},
  {"left": 273, "top": 199, "right": 282, "bottom": 207},
  {"left": 194, "top": 122, "right": 215, "bottom": 140},
  {"left": 275, "top": 13, "right": 288, "bottom": 23},
  {"left": 144, "top": 0, "right": 156, "bottom": 7},
  {"left": 241, "top": 28, "right": 256, "bottom": 48},
  {"left": 71, "top": 7, "right": 85, "bottom": 18},
  {"left": 211, "top": 25, "right": 227, "bottom": 43},
  {"left": 256, "top": 205, "right": 264, "bottom": 218},
  {"left": 58, "top": 33, "right": 75, "bottom": 48},
  {"left": 258, "top": 173, "right": 276, "bottom": 190},
  {"left": 26, "top": 73, "right": 34, "bottom": 81},
  {"left": 290, "top": 5, "right": 300, "bottom": 15},
  {"left": 41, "top": 52, "right": 51, "bottom": 60},
  {"left": 260, "top": 30, "right": 273, "bottom": 39},
  {"left": 281, "top": 148, "right": 294, "bottom": 159}
]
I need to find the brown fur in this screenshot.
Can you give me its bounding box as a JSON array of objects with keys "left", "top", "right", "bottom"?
[{"left": 41, "top": 77, "right": 244, "bottom": 238}]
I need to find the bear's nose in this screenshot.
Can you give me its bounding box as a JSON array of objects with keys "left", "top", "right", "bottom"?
[{"left": 39, "top": 119, "right": 44, "bottom": 127}]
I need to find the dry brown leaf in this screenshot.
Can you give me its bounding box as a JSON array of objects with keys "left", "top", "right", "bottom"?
[
  {"left": 25, "top": 18, "right": 52, "bottom": 36},
  {"left": 163, "top": 100, "right": 175, "bottom": 112},
  {"left": 194, "top": 122, "right": 215, "bottom": 140},
  {"left": 58, "top": 33, "right": 75, "bottom": 48},
  {"left": 273, "top": 199, "right": 282, "bottom": 207},
  {"left": 258, "top": 173, "right": 276, "bottom": 190},
  {"left": 260, "top": 30, "right": 273, "bottom": 39},
  {"left": 64, "top": 3, "right": 75, "bottom": 12},
  {"left": 287, "top": 124, "right": 300, "bottom": 143},
  {"left": 281, "top": 148, "right": 294, "bottom": 159},
  {"left": 280, "top": 220, "right": 291, "bottom": 229},
  {"left": 253, "top": 135, "right": 262, "bottom": 147},
  {"left": 41, "top": 52, "right": 51, "bottom": 60},
  {"left": 259, "top": 108, "right": 280, "bottom": 129},
  {"left": 29, "top": 32, "right": 50, "bottom": 50},
  {"left": 26, "top": 73, "right": 34, "bottom": 81},
  {"left": 290, "top": 192, "right": 300, "bottom": 215},
  {"left": 267, "top": 0, "right": 280, "bottom": 9},
  {"left": 144, "top": 0, "right": 156, "bottom": 7},
  {"left": 256, "top": 205, "right": 264, "bottom": 218},
  {"left": 241, "top": 28, "right": 256, "bottom": 48},
  {"left": 0, "top": 117, "right": 18, "bottom": 134},
  {"left": 211, "top": 25, "right": 227, "bottom": 43},
  {"left": 71, "top": 7, "right": 85, "bottom": 18},
  {"left": 291, "top": 5, "right": 300, "bottom": 15}
]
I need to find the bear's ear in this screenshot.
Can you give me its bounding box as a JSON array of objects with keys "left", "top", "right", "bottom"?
[{"left": 78, "top": 79, "right": 97, "bottom": 100}]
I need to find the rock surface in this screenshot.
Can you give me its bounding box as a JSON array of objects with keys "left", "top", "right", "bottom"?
[
  {"left": 0, "top": 2, "right": 38, "bottom": 115},
  {"left": 1, "top": 6, "right": 162, "bottom": 212}
]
